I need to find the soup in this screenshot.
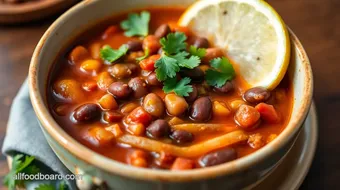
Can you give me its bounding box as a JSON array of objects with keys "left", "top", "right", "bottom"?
[{"left": 48, "top": 7, "right": 293, "bottom": 170}]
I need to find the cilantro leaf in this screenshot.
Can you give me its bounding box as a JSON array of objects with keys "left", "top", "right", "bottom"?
[
  {"left": 160, "top": 32, "right": 187, "bottom": 55},
  {"left": 206, "top": 57, "right": 235, "bottom": 87},
  {"left": 100, "top": 45, "right": 128, "bottom": 63},
  {"left": 155, "top": 55, "right": 179, "bottom": 81},
  {"left": 4, "top": 155, "right": 36, "bottom": 190},
  {"left": 189, "top": 45, "right": 206, "bottom": 58},
  {"left": 172, "top": 52, "right": 200, "bottom": 69},
  {"left": 136, "top": 48, "right": 149, "bottom": 61},
  {"left": 120, "top": 11, "right": 150, "bottom": 37},
  {"left": 59, "top": 181, "right": 68, "bottom": 190},
  {"left": 163, "top": 77, "right": 193, "bottom": 97},
  {"left": 35, "top": 184, "right": 55, "bottom": 190}
]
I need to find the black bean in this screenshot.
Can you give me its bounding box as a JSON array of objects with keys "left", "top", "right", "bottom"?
[
  {"left": 146, "top": 72, "right": 162, "bottom": 86},
  {"left": 190, "top": 97, "right": 212, "bottom": 122},
  {"left": 73, "top": 103, "right": 101, "bottom": 122},
  {"left": 154, "top": 24, "right": 171, "bottom": 38},
  {"left": 108, "top": 82, "right": 132, "bottom": 99},
  {"left": 193, "top": 37, "right": 209, "bottom": 48},
  {"left": 126, "top": 40, "right": 143, "bottom": 52},
  {"left": 179, "top": 67, "right": 204, "bottom": 83},
  {"left": 243, "top": 87, "right": 271, "bottom": 104},
  {"left": 214, "top": 81, "right": 234, "bottom": 93},
  {"left": 199, "top": 148, "right": 237, "bottom": 167},
  {"left": 128, "top": 77, "right": 148, "bottom": 98},
  {"left": 146, "top": 119, "right": 170, "bottom": 139},
  {"left": 185, "top": 85, "right": 198, "bottom": 102},
  {"left": 171, "top": 130, "right": 194, "bottom": 144}
]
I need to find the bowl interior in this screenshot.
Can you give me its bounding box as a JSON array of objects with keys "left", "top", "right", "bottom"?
[{"left": 29, "top": 0, "right": 313, "bottom": 181}]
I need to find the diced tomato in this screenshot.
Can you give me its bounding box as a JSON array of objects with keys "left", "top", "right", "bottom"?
[
  {"left": 102, "top": 25, "right": 120, "bottom": 39},
  {"left": 126, "top": 107, "right": 152, "bottom": 126},
  {"left": 171, "top": 157, "right": 195, "bottom": 170},
  {"left": 255, "top": 103, "right": 280, "bottom": 124},
  {"left": 139, "top": 54, "right": 160, "bottom": 71}
]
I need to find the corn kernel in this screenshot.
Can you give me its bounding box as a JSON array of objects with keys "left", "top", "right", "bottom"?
[
  {"left": 121, "top": 102, "right": 139, "bottom": 114},
  {"left": 168, "top": 117, "right": 185, "bottom": 126},
  {"left": 81, "top": 59, "right": 102, "bottom": 72},
  {"left": 127, "top": 123, "right": 145, "bottom": 136},
  {"left": 213, "top": 101, "right": 231, "bottom": 117},
  {"left": 105, "top": 124, "right": 123, "bottom": 138},
  {"left": 230, "top": 99, "right": 246, "bottom": 111},
  {"left": 98, "top": 94, "right": 118, "bottom": 110}
]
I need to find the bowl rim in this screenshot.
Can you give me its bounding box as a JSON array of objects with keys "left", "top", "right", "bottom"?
[{"left": 28, "top": 0, "right": 313, "bottom": 182}]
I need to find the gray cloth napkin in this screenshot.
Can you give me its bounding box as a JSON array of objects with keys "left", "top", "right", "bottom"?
[{"left": 2, "top": 79, "right": 77, "bottom": 189}]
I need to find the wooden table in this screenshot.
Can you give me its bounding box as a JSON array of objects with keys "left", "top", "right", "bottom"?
[{"left": 0, "top": 0, "right": 339, "bottom": 189}]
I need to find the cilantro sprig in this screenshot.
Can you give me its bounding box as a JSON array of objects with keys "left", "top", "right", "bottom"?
[
  {"left": 155, "top": 32, "right": 200, "bottom": 81},
  {"left": 163, "top": 77, "right": 193, "bottom": 97},
  {"left": 189, "top": 45, "right": 206, "bottom": 58},
  {"left": 100, "top": 44, "right": 128, "bottom": 63},
  {"left": 4, "top": 155, "right": 38, "bottom": 189},
  {"left": 120, "top": 11, "right": 150, "bottom": 37},
  {"left": 206, "top": 57, "right": 235, "bottom": 87}
]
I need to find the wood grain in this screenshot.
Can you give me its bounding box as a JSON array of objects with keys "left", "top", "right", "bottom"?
[{"left": 0, "top": 0, "right": 339, "bottom": 189}]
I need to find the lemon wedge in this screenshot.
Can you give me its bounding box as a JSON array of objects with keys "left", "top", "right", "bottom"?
[{"left": 179, "top": 0, "right": 290, "bottom": 90}]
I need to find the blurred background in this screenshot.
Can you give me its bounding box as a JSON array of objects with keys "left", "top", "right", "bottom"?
[{"left": 0, "top": 0, "right": 339, "bottom": 189}]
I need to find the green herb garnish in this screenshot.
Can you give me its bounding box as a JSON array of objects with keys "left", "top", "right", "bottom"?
[
  {"left": 189, "top": 45, "right": 206, "bottom": 58},
  {"left": 206, "top": 57, "right": 235, "bottom": 87},
  {"left": 155, "top": 55, "right": 179, "bottom": 81},
  {"left": 120, "top": 11, "right": 150, "bottom": 37},
  {"left": 172, "top": 51, "right": 200, "bottom": 69},
  {"left": 100, "top": 44, "right": 128, "bottom": 63},
  {"left": 163, "top": 77, "right": 193, "bottom": 97},
  {"left": 136, "top": 48, "right": 149, "bottom": 61},
  {"left": 160, "top": 32, "right": 187, "bottom": 55}
]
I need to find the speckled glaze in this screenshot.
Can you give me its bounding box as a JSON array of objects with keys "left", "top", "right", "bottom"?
[{"left": 28, "top": 0, "right": 313, "bottom": 189}]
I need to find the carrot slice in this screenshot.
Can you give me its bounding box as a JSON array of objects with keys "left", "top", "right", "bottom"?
[
  {"left": 117, "top": 130, "right": 248, "bottom": 158},
  {"left": 255, "top": 103, "right": 280, "bottom": 123}
]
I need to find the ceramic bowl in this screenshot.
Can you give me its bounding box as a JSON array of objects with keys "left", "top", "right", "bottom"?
[{"left": 28, "top": 0, "right": 313, "bottom": 189}]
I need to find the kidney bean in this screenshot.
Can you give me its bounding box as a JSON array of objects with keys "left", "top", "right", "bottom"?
[
  {"left": 185, "top": 85, "right": 198, "bottom": 102},
  {"left": 108, "top": 82, "right": 132, "bottom": 99},
  {"left": 146, "top": 72, "right": 162, "bottom": 86},
  {"left": 73, "top": 103, "right": 101, "bottom": 122},
  {"left": 234, "top": 105, "right": 261, "bottom": 129},
  {"left": 128, "top": 77, "right": 148, "bottom": 98},
  {"left": 243, "top": 87, "right": 271, "bottom": 104},
  {"left": 199, "top": 148, "right": 237, "bottom": 167},
  {"left": 190, "top": 97, "right": 212, "bottom": 122},
  {"left": 126, "top": 40, "right": 143, "bottom": 52},
  {"left": 193, "top": 37, "right": 209, "bottom": 48},
  {"left": 171, "top": 130, "right": 194, "bottom": 144},
  {"left": 143, "top": 93, "right": 165, "bottom": 117},
  {"left": 180, "top": 67, "right": 204, "bottom": 83},
  {"left": 202, "top": 48, "right": 225, "bottom": 64},
  {"left": 164, "top": 94, "right": 188, "bottom": 116},
  {"left": 214, "top": 81, "right": 233, "bottom": 93},
  {"left": 110, "top": 63, "right": 138, "bottom": 79},
  {"left": 146, "top": 119, "right": 170, "bottom": 139},
  {"left": 154, "top": 24, "right": 171, "bottom": 38}
]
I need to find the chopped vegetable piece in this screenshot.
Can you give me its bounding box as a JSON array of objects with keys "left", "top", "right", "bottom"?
[
  {"left": 163, "top": 77, "right": 193, "bottom": 97},
  {"left": 230, "top": 99, "right": 246, "bottom": 111},
  {"left": 120, "top": 11, "right": 150, "bottom": 37},
  {"left": 171, "top": 124, "right": 237, "bottom": 134},
  {"left": 98, "top": 94, "right": 118, "bottom": 110},
  {"left": 255, "top": 103, "right": 280, "bottom": 123},
  {"left": 100, "top": 44, "right": 128, "bottom": 63},
  {"left": 160, "top": 32, "right": 187, "bottom": 55},
  {"left": 139, "top": 54, "right": 160, "bottom": 71},
  {"left": 171, "top": 158, "right": 195, "bottom": 170},
  {"left": 88, "top": 127, "right": 115, "bottom": 146},
  {"left": 105, "top": 124, "right": 123, "bottom": 138},
  {"left": 126, "top": 107, "right": 152, "bottom": 126},
  {"left": 127, "top": 123, "right": 146, "bottom": 136},
  {"left": 168, "top": 117, "right": 185, "bottom": 126},
  {"left": 189, "top": 45, "right": 206, "bottom": 58},
  {"left": 206, "top": 57, "right": 235, "bottom": 87},
  {"left": 248, "top": 133, "right": 265, "bottom": 149},
  {"left": 212, "top": 101, "right": 231, "bottom": 117},
  {"left": 117, "top": 130, "right": 248, "bottom": 157},
  {"left": 234, "top": 105, "right": 260, "bottom": 129}
]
